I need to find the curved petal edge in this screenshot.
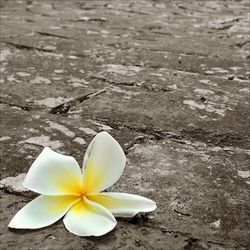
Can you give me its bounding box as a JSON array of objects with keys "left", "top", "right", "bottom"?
[
  {"left": 63, "top": 197, "right": 117, "bottom": 236},
  {"left": 9, "top": 195, "right": 80, "bottom": 229},
  {"left": 82, "top": 132, "right": 126, "bottom": 194},
  {"left": 87, "top": 192, "right": 157, "bottom": 218},
  {"left": 23, "top": 147, "right": 83, "bottom": 195}
]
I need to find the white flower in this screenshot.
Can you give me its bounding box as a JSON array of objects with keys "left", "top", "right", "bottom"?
[{"left": 8, "top": 132, "right": 156, "bottom": 236}]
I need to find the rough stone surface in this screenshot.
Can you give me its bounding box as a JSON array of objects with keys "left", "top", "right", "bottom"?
[{"left": 0, "top": 0, "right": 249, "bottom": 249}]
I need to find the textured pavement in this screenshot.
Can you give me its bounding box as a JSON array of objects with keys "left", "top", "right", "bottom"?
[{"left": 0, "top": 0, "right": 249, "bottom": 249}]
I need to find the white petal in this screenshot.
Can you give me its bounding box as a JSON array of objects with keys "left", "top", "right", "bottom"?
[
  {"left": 23, "top": 147, "right": 83, "bottom": 195},
  {"left": 63, "top": 197, "right": 117, "bottom": 236},
  {"left": 82, "top": 132, "right": 126, "bottom": 194},
  {"left": 88, "top": 192, "right": 157, "bottom": 217},
  {"left": 9, "top": 195, "right": 80, "bottom": 229}
]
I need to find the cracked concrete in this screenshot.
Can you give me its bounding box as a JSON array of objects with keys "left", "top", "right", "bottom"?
[{"left": 0, "top": 0, "right": 249, "bottom": 249}]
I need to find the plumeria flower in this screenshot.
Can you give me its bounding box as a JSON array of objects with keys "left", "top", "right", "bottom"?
[{"left": 9, "top": 132, "right": 156, "bottom": 236}]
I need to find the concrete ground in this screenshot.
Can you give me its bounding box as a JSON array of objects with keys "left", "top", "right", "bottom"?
[{"left": 0, "top": 0, "right": 249, "bottom": 249}]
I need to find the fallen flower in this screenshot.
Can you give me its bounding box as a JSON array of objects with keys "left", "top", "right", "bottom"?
[{"left": 9, "top": 131, "right": 156, "bottom": 236}]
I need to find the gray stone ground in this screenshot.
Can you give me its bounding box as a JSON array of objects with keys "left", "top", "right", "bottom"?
[{"left": 0, "top": 0, "right": 249, "bottom": 249}]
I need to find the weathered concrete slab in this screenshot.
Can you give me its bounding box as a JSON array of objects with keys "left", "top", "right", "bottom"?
[{"left": 0, "top": 0, "right": 249, "bottom": 249}]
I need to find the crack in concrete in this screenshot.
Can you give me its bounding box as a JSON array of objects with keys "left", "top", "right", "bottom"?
[
  {"left": 235, "top": 40, "right": 250, "bottom": 48},
  {"left": 89, "top": 75, "right": 173, "bottom": 93},
  {"left": 148, "top": 48, "right": 208, "bottom": 57},
  {"left": 173, "top": 209, "right": 191, "bottom": 217},
  {"left": 124, "top": 135, "right": 146, "bottom": 154},
  {"left": 150, "top": 31, "right": 172, "bottom": 36},
  {"left": 49, "top": 89, "right": 106, "bottom": 114},
  {"left": 184, "top": 237, "right": 247, "bottom": 249},
  {"left": 0, "top": 100, "right": 34, "bottom": 111},
  {"left": 211, "top": 24, "right": 234, "bottom": 31},
  {"left": 86, "top": 117, "right": 184, "bottom": 143},
  {"left": 3, "top": 41, "right": 55, "bottom": 53},
  {"left": 76, "top": 117, "right": 249, "bottom": 151},
  {"left": 73, "top": 17, "right": 107, "bottom": 23},
  {"left": 141, "top": 223, "right": 247, "bottom": 249},
  {"left": 106, "top": 8, "right": 150, "bottom": 16},
  {"left": 37, "top": 31, "right": 75, "bottom": 40},
  {"left": 2, "top": 41, "right": 94, "bottom": 60}
]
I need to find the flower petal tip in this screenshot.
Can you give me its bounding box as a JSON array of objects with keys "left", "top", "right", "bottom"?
[
  {"left": 8, "top": 219, "right": 22, "bottom": 229},
  {"left": 8, "top": 216, "right": 18, "bottom": 228},
  {"left": 150, "top": 201, "right": 157, "bottom": 212},
  {"left": 8, "top": 221, "right": 14, "bottom": 228},
  {"left": 65, "top": 221, "right": 117, "bottom": 237},
  {"left": 135, "top": 200, "right": 157, "bottom": 215}
]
